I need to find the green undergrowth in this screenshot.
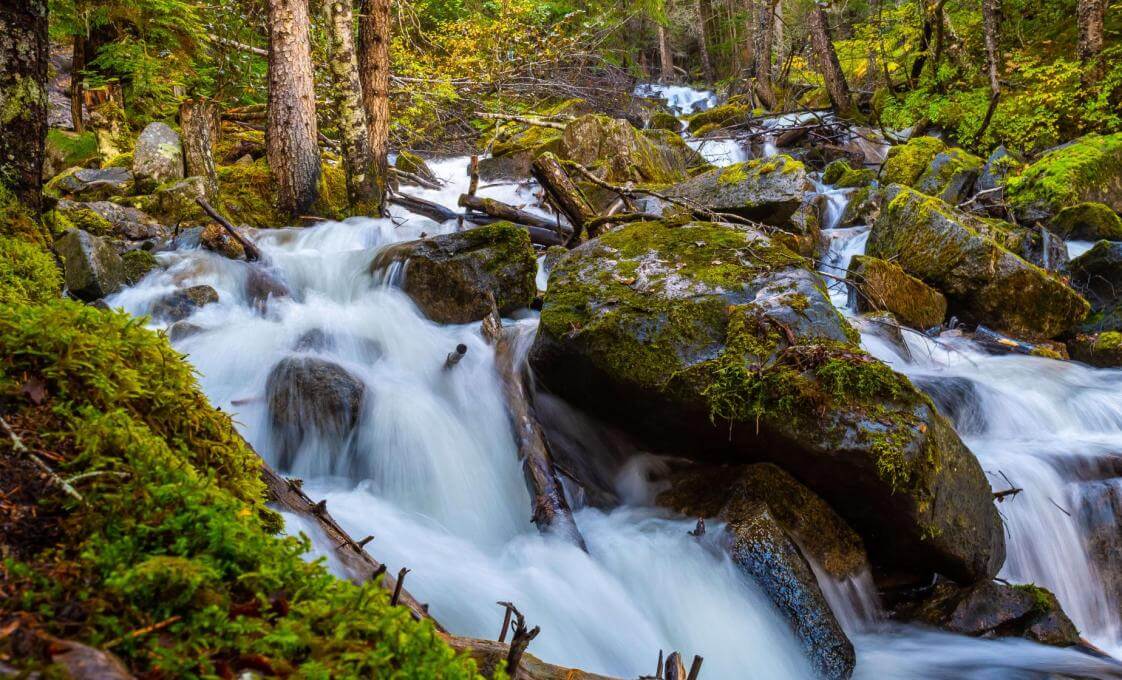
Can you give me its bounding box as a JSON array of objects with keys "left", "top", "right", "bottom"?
[
  {"left": 0, "top": 236, "right": 62, "bottom": 305},
  {"left": 0, "top": 300, "right": 485, "bottom": 678}
]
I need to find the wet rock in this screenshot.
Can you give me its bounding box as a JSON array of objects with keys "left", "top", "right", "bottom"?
[
  {"left": 46, "top": 166, "right": 134, "bottom": 201},
  {"left": 531, "top": 219, "right": 1005, "bottom": 585},
  {"left": 659, "top": 463, "right": 868, "bottom": 581},
  {"left": 866, "top": 185, "right": 1088, "bottom": 339},
  {"left": 478, "top": 154, "right": 534, "bottom": 181},
  {"left": 974, "top": 146, "right": 1022, "bottom": 214},
  {"left": 394, "top": 150, "right": 440, "bottom": 185},
  {"left": 1051, "top": 203, "right": 1122, "bottom": 241},
  {"left": 371, "top": 222, "right": 536, "bottom": 324},
  {"left": 684, "top": 102, "right": 751, "bottom": 134},
  {"left": 895, "top": 580, "right": 1080, "bottom": 647},
  {"left": 852, "top": 311, "right": 913, "bottom": 361},
  {"left": 54, "top": 229, "right": 125, "bottom": 301},
  {"left": 151, "top": 176, "right": 214, "bottom": 224},
  {"left": 823, "top": 160, "right": 875, "bottom": 189},
  {"left": 244, "top": 266, "right": 291, "bottom": 312},
  {"left": 729, "top": 504, "right": 856, "bottom": 680},
  {"left": 1067, "top": 332, "right": 1122, "bottom": 367},
  {"left": 293, "top": 328, "right": 333, "bottom": 352},
  {"left": 133, "top": 122, "right": 185, "bottom": 191},
  {"left": 1006, "top": 133, "right": 1122, "bottom": 222},
  {"left": 1070, "top": 241, "right": 1122, "bottom": 333},
  {"left": 560, "top": 115, "right": 704, "bottom": 184},
  {"left": 265, "top": 356, "right": 365, "bottom": 470},
  {"left": 664, "top": 155, "right": 812, "bottom": 227},
  {"left": 838, "top": 186, "right": 882, "bottom": 228},
  {"left": 200, "top": 223, "right": 245, "bottom": 260},
  {"left": 880, "top": 136, "right": 945, "bottom": 187},
  {"left": 55, "top": 199, "right": 167, "bottom": 241},
  {"left": 121, "top": 249, "right": 159, "bottom": 284},
  {"left": 150, "top": 285, "right": 219, "bottom": 321},
  {"left": 910, "top": 376, "right": 988, "bottom": 436},
  {"left": 167, "top": 320, "right": 204, "bottom": 342},
  {"left": 1077, "top": 480, "right": 1122, "bottom": 611},
  {"left": 914, "top": 148, "right": 983, "bottom": 204},
  {"left": 846, "top": 255, "right": 947, "bottom": 330}
]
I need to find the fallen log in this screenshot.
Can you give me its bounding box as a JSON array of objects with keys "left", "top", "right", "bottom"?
[
  {"left": 195, "top": 197, "right": 263, "bottom": 262},
  {"left": 481, "top": 306, "right": 588, "bottom": 551},
  {"left": 390, "top": 191, "right": 462, "bottom": 222},
  {"left": 442, "top": 635, "right": 620, "bottom": 680},
  {"left": 392, "top": 167, "right": 443, "bottom": 190},
  {"left": 459, "top": 193, "right": 570, "bottom": 235},
  {"left": 973, "top": 324, "right": 1046, "bottom": 357},
  {"left": 531, "top": 153, "right": 597, "bottom": 243},
  {"left": 477, "top": 111, "right": 568, "bottom": 130}
]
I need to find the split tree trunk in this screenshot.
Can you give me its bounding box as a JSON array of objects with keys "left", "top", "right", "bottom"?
[
  {"left": 657, "top": 24, "right": 675, "bottom": 82},
  {"left": 807, "top": 2, "right": 852, "bottom": 117},
  {"left": 359, "top": 0, "right": 391, "bottom": 214},
  {"left": 531, "top": 153, "right": 597, "bottom": 244},
  {"left": 696, "top": 0, "right": 715, "bottom": 82},
  {"left": 70, "top": 35, "right": 85, "bottom": 134},
  {"left": 327, "top": 0, "right": 378, "bottom": 213},
  {"left": 266, "top": 0, "right": 321, "bottom": 217},
  {"left": 0, "top": 0, "right": 49, "bottom": 212},
  {"left": 976, "top": 0, "right": 1001, "bottom": 142},
  {"left": 180, "top": 98, "right": 220, "bottom": 195},
  {"left": 752, "top": 0, "right": 779, "bottom": 109},
  {"left": 1077, "top": 0, "right": 1105, "bottom": 79}
]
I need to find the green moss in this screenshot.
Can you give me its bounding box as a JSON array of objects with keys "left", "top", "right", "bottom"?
[
  {"left": 312, "top": 162, "right": 351, "bottom": 220},
  {"left": 1006, "top": 133, "right": 1122, "bottom": 215},
  {"left": 122, "top": 249, "right": 158, "bottom": 284},
  {"left": 835, "top": 167, "right": 877, "bottom": 189},
  {"left": 1013, "top": 584, "right": 1056, "bottom": 616},
  {"left": 1050, "top": 202, "right": 1122, "bottom": 240},
  {"left": 217, "top": 159, "right": 286, "bottom": 228},
  {"left": 823, "top": 160, "right": 853, "bottom": 185},
  {"left": 47, "top": 129, "right": 99, "bottom": 171},
  {"left": 0, "top": 75, "right": 44, "bottom": 126},
  {"left": 881, "top": 136, "right": 946, "bottom": 187},
  {"left": 649, "top": 111, "right": 681, "bottom": 131},
  {"left": 52, "top": 204, "right": 114, "bottom": 237},
  {"left": 685, "top": 103, "right": 751, "bottom": 134},
  {"left": 0, "top": 236, "right": 62, "bottom": 305},
  {"left": 0, "top": 183, "right": 50, "bottom": 245},
  {"left": 395, "top": 150, "right": 434, "bottom": 178},
  {"left": 0, "top": 300, "right": 485, "bottom": 678},
  {"left": 102, "top": 152, "right": 134, "bottom": 169}
]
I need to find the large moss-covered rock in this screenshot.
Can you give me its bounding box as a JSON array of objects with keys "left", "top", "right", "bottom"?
[
  {"left": 847, "top": 255, "right": 947, "bottom": 330},
  {"left": 121, "top": 248, "right": 159, "bottom": 285},
  {"left": 1063, "top": 241, "right": 1122, "bottom": 334},
  {"left": 530, "top": 219, "right": 1005, "bottom": 584},
  {"left": 896, "top": 581, "right": 1079, "bottom": 647},
  {"left": 44, "top": 129, "right": 99, "bottom": 179},
  {"left": 560, "top": 115, "right": 704, "bottom": 184},
  {"left": 54, "top": 229, "right": 125, "bottom": 301},
  {"left": 371, "top": 222, "right": 536, "bottom": 324},
  {"left": 665, "top": 155, "right": 811, "bottom": 227},
  {"left": 866, "top": 186, "right": 1088, "bottom": 339},
  {"left": 1067, "top": 332, "right": 1122, "bottom": 367},
  {"left": 133, "top": 122, "right": 185, "bottom": 192},
  {"left": 684, "top": 102, "right": 752, "bottom": 134},
  {"left": 151, "top": 176, "right": 215, "bottom": 225},
  {"left": 45, "top": 166, "right": 134, "bottom": 201},
  {"left": 1050, "top": 202, "right": 1122, "bottom": 241},
  {"left": 880, "top": 137, "right": 946, "bottom": 187},
  {"left": 53, "top": 199, "right": 167, "bottom": 241},
  {"left": 880, "top": 137, "right": 982, "bottom": 204},
  {"left": 1006, "top": 133, "right": 1122, "bottom": 221}
]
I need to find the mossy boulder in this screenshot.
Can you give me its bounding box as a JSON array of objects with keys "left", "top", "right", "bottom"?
[
  {"left": 664, "top": 155, "right": 811, "bottom": 227},
  {"left": 1065, "top": 241, "right": 1122, "bottom": 333},
  {"left": 44, "top": 129, "right": 99, "bottom": 179},
  {"left": 150, "top": 176, "right": 214, "bottom": 225},
  {"left": 648, "top": 110, "right": 681, "bottom": 131},
  {"left": 895, "top": 581, "right": 1079, "bottom": 647},
  {"left": 45, "top": 166, "right": 134, "bottom": 201},
  {"left": 54, "top": 229, "right": 125, "bottom": 301},
  {"left": 685, "top": 102, "right": 751, "bottom": 134},
  {"left": 866, "top": 186, "right": 1088, "bottom": 339},
  {"left": 53, "top": 199, "right": 167, "bottom": 241},
  {"left": 150, "top": 285, "right": 219, "bottom": 321},
  {"left": 1067, "top": 332, "right": 1122, "bottom": 367},
  {"left": 847, "top": 255, "right": 947, "bottom": 330},
  {"left": 880, "top": 136, "right": 946, "bottom": 187},
  {"left": 1006, "top": 133, "right": 1122, "bottom": 221},
  {"left": 121, "top": 248, "right": 159, "bottom": 285},
  {"left": 823, "top": 160, "right": 875, "bottom": 189},
  {"left": 370, "top": 222, "right": 536, "bottom": 324},
  {"left": 838, "top": 186, "right": 883, "bottom": 228},
  {"left": 530, "top": 219, "right": 1005, "bottom": 584},
  {"left": 0, "top": 235, "right": 62, "bottom": 305},
  {"left": 1050, "top": 202, "right": 1122, "bottom": 241},
  {"left": 914, "top": 148, "right": 983, "bottom": 204},
  {"left": 559, "top": 115, "right": 704, "bottom": 184},
  {"left": 974, "top": 146, "right": 1022, "bottom": 210},
  {"left": 132, "top": 122, "right": 185, "bottom": 192}
]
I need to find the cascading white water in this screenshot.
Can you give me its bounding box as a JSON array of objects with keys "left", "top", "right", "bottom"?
[
  {"left": 104, "top": 84, "right": 1122, "bottom": 678},
  {"left": 634, "top": 82, "right": 717, "bottom": 116}
]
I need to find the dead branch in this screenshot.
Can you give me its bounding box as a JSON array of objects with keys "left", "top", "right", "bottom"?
[
  {"left": 477, "top": 112, "right": 568, "bottom": 130},
  {"left": 459, "top": 194, "right": 569, "bottom": 235},
  {"left": 196, "top": 197, "right": 263, "bottom": 262},
  {"left": 531, "top": 153, "right": 598, "bottom": 243},
  {"left": 1, "top": 415, "right": 83, "bottom": 502}
]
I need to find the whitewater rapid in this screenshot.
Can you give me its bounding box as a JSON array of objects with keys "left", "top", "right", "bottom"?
[{"left": 105, "top": 107, "right": 1122, "bottom": 677}]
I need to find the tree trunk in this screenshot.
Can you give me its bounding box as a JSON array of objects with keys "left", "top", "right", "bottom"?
[
  {"left": 70, "top": 35, "right": 85, "bottom": 134},
  {"left": 327, "top": 0, "right": 378, "bottom": 213},
  {"left": 657, "top": 24, "right": 675, "bottom": 82},
  {"left": 752, "top": 0, "right": 778, "bottom": 109},
  {"left": 1077, "top": 0, "right": 1105, "bottom": 79},
  {"left": 180, "top": 98, "right": 219, "bottom": 194},
  {"left": 0, "top": 0, "right": 49, "bottom": 212},
  {"left": 807, "top": 3, "right": 852, "bottom": 116},
  {"left": 359, "top": 0, "right": 391, "bottom": 214},
  {"left": 976, "top": 0, "right": 1001, "bottom": 143},
  {"left": 267, "top": 0, "right": 321, "bottom": 218},
  {"left": 530, "top": 152, "right": 597, "bottom": 244},
  {"left": 696, "top": 0, "right": 715, "bottom": 82}
]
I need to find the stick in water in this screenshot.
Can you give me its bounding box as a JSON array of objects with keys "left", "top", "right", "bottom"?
[{"left": 195, "top": 197, "right": 262, "bottom": 262}]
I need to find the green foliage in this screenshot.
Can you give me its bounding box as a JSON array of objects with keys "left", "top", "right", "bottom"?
[
  {"left": 0, "top": 237, "right": 62, "bottom": 305},
  {"left": 0, "top": 300, "right": 485, "bottom": 678}
]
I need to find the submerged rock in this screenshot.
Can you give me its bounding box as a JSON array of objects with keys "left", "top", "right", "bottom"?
[
  {"left": 371, "top": 222, "right": 536, "bottom": 324},
  {"left": 895, "top": 580, "right": 1080, "bottom": 647},
  {"left": 664, "top": 155, "right": 811, "bottom": 227},
  {"left": 151, "top": 285, "right": 219, "bottom": 321},
  {"left": 866, "top": 185, "right": 1088, "bottom": 339},
  {"left": 531, "top": 219, "right": 1005, "bottom": 585},
  {"left": 200, "top": 223, "right": 245, "bottom": 260},
  {"left": 54, "top": 229, "right": 125, "bottom": 301},
  {"left": 133, "top": 122, "right": 185, "bottom": 191},
  {"left": 1006, "top": 133, "right": 1122, "bottom": 222},
  {"left": 265, "top": 356, "right": 366, "bottom": 471},
  {"left": 846, "top": 255, "right": 947, "bottom": 330}
]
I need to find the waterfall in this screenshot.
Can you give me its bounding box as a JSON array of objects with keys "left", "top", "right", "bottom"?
[{"left": 105, "top": 88, "right": 1122, "bottom": 677}]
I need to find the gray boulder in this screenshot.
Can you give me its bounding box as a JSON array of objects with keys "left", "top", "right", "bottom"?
[
  {"left": 665, "top": 155, "right": 812, "bottom": 227},
  {"left": 266, "top": 356, "right": 366, "bottom": 471},
  {"left": 150, "top": 285, "right": 219, "bottom": 321},
  {"left": 48, "top": 167, "right": 133, "bottom": 200},
  {"left": 133, "top": 122, "right": 184, "bottom": 191},
  {"left": 54, "top": 229, "right": 125, "bottom": 301},
  {"left": 57, "top": 199, "right": 167, "bottom": 241}
]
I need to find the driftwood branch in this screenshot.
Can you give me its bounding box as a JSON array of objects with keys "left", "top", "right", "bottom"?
[
  {"left": 481, "top": 305, "right": 587, "bottom": 550},
  {"left": 390, "top": 191, "right": 462, "bottom": 222},
  {"left": 444, "top": 343, "right": 468, "bottom": 370},
  {"left": 195, "top": 197, "right": 263, "bottom": 262},
  {"left": 500, "top": 601, "right": 540, "bottom": 677}
]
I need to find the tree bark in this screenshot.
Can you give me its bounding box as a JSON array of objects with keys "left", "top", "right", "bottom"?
[
  {"left": 180, "top": 98, "right": 220, "bottom": 194},
  {"left": 1077, "top": 0, "right": 1105, "bottom": 79},
  {"left": 752, "top": 0, "right": 779, "bottom": 109},
  {"left": 359, "top": 0, "right": 391, "bottom": 214},
  {"left": 696, "top": 0, "right": 715, "bottom": 82},
  {"left": 327, "top": 0, "right": 378, "bottom": 213},
  {"left": 976, "top": 0, "right": 1001, "bottom": 143},
  {"left": 458, "top": 193, "right": 571, "bottom": 236},
  {"left": 267, "top": 0, "right": 321, "bottom": 218},
  {"left": 0, "top": 0, "right": 49, "bottom": 212},
  {"left": 70, "top": 35, "right": 85, "bottom": 134},
  {"left": 530, "top": 153, "right": 597, "bottom": 244},
  {"left": 657, "top": 24, "right": 675, "bottom": 83},
  {"left": 807, "top": 2, "right": 852, "bottom": 117}
]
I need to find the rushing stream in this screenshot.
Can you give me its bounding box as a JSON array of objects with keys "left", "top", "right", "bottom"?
[{"left": 105, "top": 88, "right": 1122, "bottom": 678}]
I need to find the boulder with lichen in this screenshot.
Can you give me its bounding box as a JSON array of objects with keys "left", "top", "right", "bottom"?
[
  {"left": 1005, "top": 133, "right": 1122, "bottom": 222},
  {"left": 1050, "top": 202, "right": 1122, "bottom": 241},
  {"left": 664, "top": 155, "right": 812, "bottom": 227},
  {"left": 54, "top": 229, "right": 125, "bottom": 301},
  {"left": 846, "top": 255, "right": 947, "bottom": 330}
]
